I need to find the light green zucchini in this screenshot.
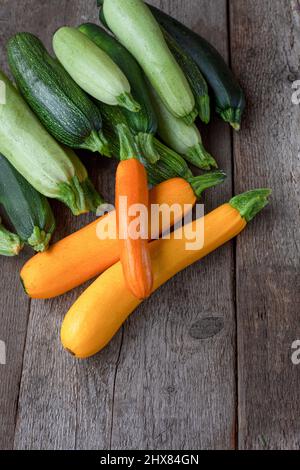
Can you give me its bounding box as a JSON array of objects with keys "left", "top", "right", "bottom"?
[
  {"left": 102, "top": 0, "right": 196, "bottom": 124},
  {"left": 52, "top": 27, "right": 140, "bottom": 113},
  {"left": 0, "top": 71, "right": 103, "bottom": 215},
  {"left": 151, "top": 88, "right": 217, "bottom": 170},
  {"left": 149, "top": 3, "right": 246, "bottom": 130},
  {"left": 78, "top": 22, "right": 159, "bottom": 162}
]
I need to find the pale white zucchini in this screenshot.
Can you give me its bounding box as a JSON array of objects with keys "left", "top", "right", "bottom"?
[
  {"left": 151, "top": 88, "right": 217, "bottom": 170},
  {"left": 102, "top": 0, "right": 196, "bottom": 124},
  {"left": 53, "top": 27, "right": 140, "bottom": 112}
]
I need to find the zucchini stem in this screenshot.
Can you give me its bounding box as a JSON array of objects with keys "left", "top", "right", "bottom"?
[
  {"left": 230, "top": 189, "right": 271, "bottom": 222},
  {"left": 80, "top": 130, "right": 111, "bottom": 157},
  {"left": 182, "top": 107, "right": 198, "bottom": 126},
  {"left": 136, "top": 132, "right": 160, "bottom": 164},
  {"left": 219, "top": 107, "right": 242, "bottom": 131},
  {"left": 116, "top": 92, "right": 141, "bottom": 113},
  {"left": 185, "top": 143, "right": 218, "bottom": 171},
  {"left": 188, "top": 171, "right": 226, "bottom": 199},
  {"left": 27, "top": 226, "right": 53, "bottom": 252},
  {"left": 57, "top": 176, "right": 105, "bottom": 215},
  {"left": 0, "top": 224, "right": 23, "bottom": 256},
  {"left": 117, "top": 123, "right": 141, "bottom": 161}
]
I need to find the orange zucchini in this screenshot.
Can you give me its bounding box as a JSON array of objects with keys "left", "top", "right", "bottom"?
[
  {"left": 21, "top": 172, "right": 225, "bottom": 299},
  {"left": 61, "top": 189, "right": 271, "bottom": 358},
  {"left": 116, "top": 156, "right": 153, "bottom": 299}
]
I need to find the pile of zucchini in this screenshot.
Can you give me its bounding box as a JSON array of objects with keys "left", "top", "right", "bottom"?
[{"left": 0, "top": 0, "right": 245, "bottom": 257}]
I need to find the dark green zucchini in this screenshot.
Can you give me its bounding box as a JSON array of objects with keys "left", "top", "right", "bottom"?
[
  {"left": 99, "top": 100, "right": 160, "bottom": 164},
  {"left": 7, "top": 32, "right": 110, "bottom": 156},
  {"left": 163, "top": 30, "right": 210, "bottom": 124},
  {"left": 0, "top": 219, "right": 23, "bottom": 257},
  {"left": 145, "top": 139, "right": 193, "bottom": 186},
  {"left": 147, "top": 4, "right": 246, "bottom": 130},
  {"left": 0, "top": 154, "right": 56, "bottom": 252},
  {"left": 78, "top": 23, "right": 158, "bottom": 162}
]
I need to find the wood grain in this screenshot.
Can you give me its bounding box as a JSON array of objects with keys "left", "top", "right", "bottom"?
[
  {"left": 7, "top": 0, "right": 119, "bottom": 450},
  {"left": 0, "top": 1, "right": 32, "bottom": 450},
  {"left": 230, "top": 0, "right": 300, "bottom": 450},
  {"left": 0, "top": 0, "right": 297, "bottom": 451},
  {"left": 0, "top": 251, "right": 31, "bottom": 450}
]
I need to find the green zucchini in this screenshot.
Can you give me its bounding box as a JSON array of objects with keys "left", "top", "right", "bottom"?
[
  {"left": 0, "top": 71, "right": 104, "bottom": 215},
  {"left": 151, "top": 88, "right": 217, "bottom": 170},
  {"left": 7, "top": 33, "right": 110, "bottom": 156},
  {"left": 101, "top": 0, "right": 197, "bottom": 125},
  {"left": 52, "top": 27, "right": 140, "bottom": 113},
  {"left": 0, "top": 154, "right": 55, "bottom": 252},
  {"left": 116, "top": 123, "right": 194, "bottom": 186},
  {"left": 163, "top": 30, "right": 210, "bottom": 124},
  {"left": 78, "top": 23, "right": 159, "bottom": 162},
  {"left": 149, "top": 4, "right": 246, "bottom": 130},
  {"left": 146, "top": 139, "right": 193, "bottom": 186},
  {"left": 0, "top": 218, "right": 23, "bottom": 256},
  {"left": 100, "top": 105, "right": 193, "bottom": 185},
  {"left": 98, "top": 101, "right": 158, "bottom": 164}
]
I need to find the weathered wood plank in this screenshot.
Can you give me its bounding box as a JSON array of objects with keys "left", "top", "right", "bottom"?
[
  {"left": 231, "top": 0, "right": 300, "bottom": 450},
  {"left": 110, "top": 0, "right": 236, "bottom": 450},
  {"left": 6, "top": 0, "right": 119, "bottom": 450},
  {"left": 0, "top": 252, "right": 31, "bottom": 450},
  {"left": 0, "top": 1, "right": 32, "bottom": 450}
]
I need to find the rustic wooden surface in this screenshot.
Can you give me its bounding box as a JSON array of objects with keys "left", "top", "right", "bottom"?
[{"left": 0, "top": 0, "right": 299, "bottom": 450}]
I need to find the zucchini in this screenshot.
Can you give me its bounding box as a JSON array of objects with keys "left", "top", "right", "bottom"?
[
  {"left": 163, "top": 30, "right": 210, "bottom": 124},
  {"left": 52, "top": 27, "right": 140, "bottom": 113},
  {"left": 99, "top": 104, "right": 140, "bottom": 163},
  {"left": 0, "top": 71, "right": 104, "bottom": 215},
  {"left": 0, "top": 154, "right": 55, "bottom": 252},
  {"left": 146, "top": 139, "right": 193, "bottom": 186},
  {"left": 101, "top": 0, "right": 197, "bottom": 125},
  {"left": 7, "top": 33, "right": 110, "bottom": 156},
  {"left": 78, "top": 23, "right": 159, "bottom": 162},
  {"left": 149, "top": 4, "right": 246, "bottom": 130},
  {"left": 100, "top": 105, "right": 193, "bottom": 185},
  {"left": 151, "top": 88, "right": 217, "bottom": 170},
  {"left": 0, "top": 218, "right": 23, "bottom": 256},
  {"left": 98, "top": 101, "right": 158, "bottom": 163},
  {"left": 117, "top": 123, "right": 193, "bottom": 186}
]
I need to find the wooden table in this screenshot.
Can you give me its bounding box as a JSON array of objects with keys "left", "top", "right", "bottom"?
[{"left": 0, "top": 0, "right": 299, "bottom": 450}]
